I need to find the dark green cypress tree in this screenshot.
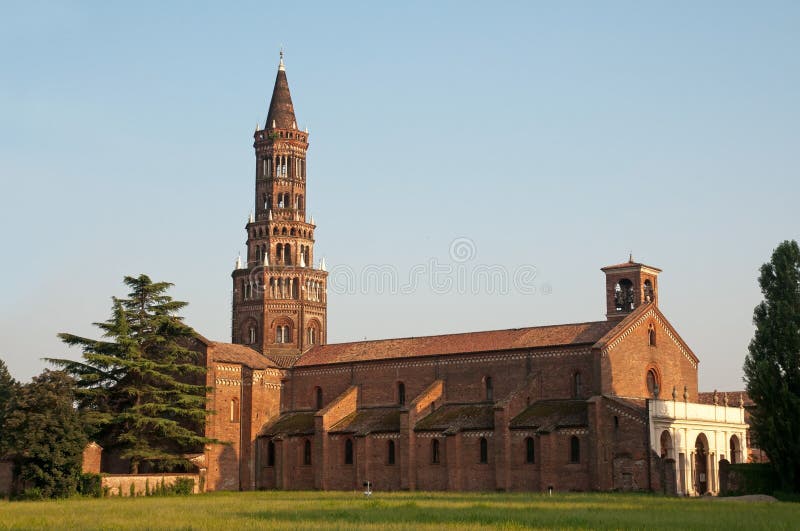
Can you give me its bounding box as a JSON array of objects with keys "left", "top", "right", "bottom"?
[
  {"left": 49, "top": 274, "right": 214, "bottom": 474},
  {"left": 3, "top": 370, "right": 86, "bottom": 498},
  {"left": 744, "top": 240, "right": 800, "bottom": 491}
]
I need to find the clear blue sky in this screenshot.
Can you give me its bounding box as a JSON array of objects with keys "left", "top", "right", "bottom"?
[{"left": 1, "top": 1, "right": 798, "bottom": 391}]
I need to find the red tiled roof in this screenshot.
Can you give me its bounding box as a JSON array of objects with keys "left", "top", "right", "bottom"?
[
  {"left": 600, "top": 259, "right": 661, "bottom": 272},
  {"left": 296, "top": 321, "right": 616, "bottom": 367},
  {"left": 697, "top": 391, "right": 751, "bottom": 407},
  {"left": 208, "top": 342, "right": 278, "bottom": 370}
]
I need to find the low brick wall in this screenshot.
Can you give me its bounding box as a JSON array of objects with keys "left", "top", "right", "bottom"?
[{"left": 101, "top": 473, "right": 201, "bottom": 496}]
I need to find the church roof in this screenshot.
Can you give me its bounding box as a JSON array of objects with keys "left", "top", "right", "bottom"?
[
  {"left": 260, "top": 411, "right": 316, "bottom": 437},
  {"left": 414, "top": 404, "right": 495, "bottom": 434},
  {"left": 328, "top": 408, "right": 401, "bottom": 435},
  {"left": 265, "top": 56, "right": 297, "bottom": 130},
  {"left": 510, "top": 400, "right": 588, "bottom": 432},
  {"left": 207, "top": 341, "right": 279, "bottom": 370},
  {"left": 600, "top": 255, "right": 662, "bottom": 273},
  {"left": 296, "top": 320, "right": 616, "bottom": 367}
]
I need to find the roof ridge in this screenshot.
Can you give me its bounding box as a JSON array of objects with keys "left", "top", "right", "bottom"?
[{"left": 318, "top": 319, "right": 610, "bottom": 348}]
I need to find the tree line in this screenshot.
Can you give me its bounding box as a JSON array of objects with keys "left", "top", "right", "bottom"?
[{"left": 0, "top": 275, "right": 215, "bottom": 499}]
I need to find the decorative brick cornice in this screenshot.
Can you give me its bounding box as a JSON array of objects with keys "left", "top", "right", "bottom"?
[
  {"left": 606, "top": 403, "right": 646, "bottom": 425},
  {"left": 370, "top": 433, "right": 401, "bottom": 439},
  {"left": 462, "top": 431, "right": 493, "bottom": 438},
  {"left": 558, "top": 428, "right": 588, "bottom": 435}
]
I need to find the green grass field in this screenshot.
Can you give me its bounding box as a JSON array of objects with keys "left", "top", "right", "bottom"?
[{"left": 0, "top": 491, "right": 797, "bottom": 530}]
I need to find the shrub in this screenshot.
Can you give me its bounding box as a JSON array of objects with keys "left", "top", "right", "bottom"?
[
  {"left": 171, "top": 478, "right": 194, "bottom": 495},
  {"left": 78, "top": 473, "right": 103, "bottom": 498},
  {"left": 18, "top": 487, "right": 44, "bottom": 501}
]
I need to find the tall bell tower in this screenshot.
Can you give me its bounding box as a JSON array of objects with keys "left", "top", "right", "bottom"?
[{"left": 231, "top": 53, "right": 328, "bottom": 365}]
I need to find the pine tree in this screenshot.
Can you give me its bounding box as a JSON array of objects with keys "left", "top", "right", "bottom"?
[
  {"left": 4, "top": 370, "right": 87, "bottom": 498},
  {"left": 743, "top": 240, "right": 800, "bottom": 491},
  {"left": 49, "top": 274, "right": 214, "bottom": 474}
]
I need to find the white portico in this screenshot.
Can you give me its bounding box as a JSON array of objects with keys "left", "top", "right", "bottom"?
[{"left": 649, "top": 398, "right": 748, "bottom": 496}]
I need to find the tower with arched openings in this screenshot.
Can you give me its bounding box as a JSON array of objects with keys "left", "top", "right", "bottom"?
[{"left": 230, "top": 52, "right": 328, "bottom": 366}]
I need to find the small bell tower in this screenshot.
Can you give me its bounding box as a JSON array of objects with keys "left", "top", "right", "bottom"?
[{"left": 601, "top": 255, "right": 661, "bottom": 320}]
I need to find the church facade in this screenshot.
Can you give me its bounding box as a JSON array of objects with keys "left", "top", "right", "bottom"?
[{"left": 197, "top": 57, "right": 748, "bottom": 495}]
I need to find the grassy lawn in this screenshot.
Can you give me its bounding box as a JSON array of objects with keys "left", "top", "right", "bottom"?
[{"left": 0, "top": 491, "right": 798, "bottom": 530}]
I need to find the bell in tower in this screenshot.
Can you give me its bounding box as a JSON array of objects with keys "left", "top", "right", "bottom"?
[
  {"left": 601, "top": 255, "right": 661, "bottom": 320},
  {"left": 230, "top": 52, "right": 328, "bottom": 365}
]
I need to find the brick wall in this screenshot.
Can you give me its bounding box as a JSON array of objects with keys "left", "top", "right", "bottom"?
[
  {"left": 82, "top": 442, "right": 102, "bottom": 474},
  {"left": 602, "top": 312, "right": 698, "bottom": 401},
  {"left": 101, "top": 473, "right": 201, "bottom": 496}
]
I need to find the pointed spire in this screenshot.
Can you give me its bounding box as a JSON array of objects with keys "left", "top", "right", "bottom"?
[
  {"left": 320, "top": 257, "right": 327, "bottom": 271},
  {"left": 265, "top": 50, "right": 297, "bottom": 130},
  {"left": 310, "top": 215, "right": 315, "bottom": 225},
  {"left": 248, "top": 211, "right": 254, "bottom": 224},
  {"left": 629, "top": 252, "right": 634, "bottom": 263},
  {"left": 235, "top": 254, "right": 242, "bottom": 270}
]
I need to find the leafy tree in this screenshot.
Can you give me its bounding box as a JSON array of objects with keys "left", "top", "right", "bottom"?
[
  {"left": 49, "top": 275, "right": 214, "bottom": 474},
  {"left": 744, "top": 240, "right": 800, "bottom": 492},
  {"left": 4, "top": 370, "right": 87, "bottom": 498},
  {"left": 0, "top": 358, "right": 18, "bottom": 455}
]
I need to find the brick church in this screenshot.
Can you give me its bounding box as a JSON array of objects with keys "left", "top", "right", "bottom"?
[{"left": 195, "top": 56, "right": 748, "bottom": 495}]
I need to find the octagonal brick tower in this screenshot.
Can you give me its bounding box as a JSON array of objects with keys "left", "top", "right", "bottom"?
[{"left": 231, "top": 53, "right": 328, "bottom": 365}]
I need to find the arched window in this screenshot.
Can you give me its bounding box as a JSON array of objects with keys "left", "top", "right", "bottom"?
[
  {"left": 387, "top": 440, "right": 395, "bottom": 465},
  {"left": 573, "top": 372, "right": 582, "bottom": 398},
  {"left": 230, "top": 397, "right": 240, "bottom": 423},
  {"left": 648, "top": 324, "right": 657, "bottom": 347},
  {"left": 275, "top": 324, "right": 291, "bottom": 344},
  {"left": 644, "top": 279, "right": 654, "bottom": 302},
  {"left": 315, "top": 386, "right": 323, "bottom": 410},
  {"left": 646, "top": 369, "right": 659, "bottom": 398},
  {"left": 730, "top": 435, "right": 741, "bottom": 464},
  {"left": 485, "top": 376, "right": 493, "bottom": 401},
  {"left": 570, "top": 436, "right": 580, "bottom": 463},
  {"left": 397, "top": 382, "right": 406, "bottom": 406},
  {"left": 344, "top": 438, "right": 353, "bottom": 465},
  {"left": 614, "top": 279, "right": 635, "bottom": 311},
  {"left": 303, "top": 439, "right": 312, "bottom": 465},
  {"left": 431, "top": 439, "right": 440, "bottom": 464},
  {"left": 479, "top": 437, "right": 488, "bottom": 464},
  {"left": 525, "top": 437, "right": 535, "bottom": 463},
  {"left": 307, "top": 327, "right": 316, "bottom": 345},
  {"left": 267, "top": 440, "right": 275, "bottom": 467}
]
